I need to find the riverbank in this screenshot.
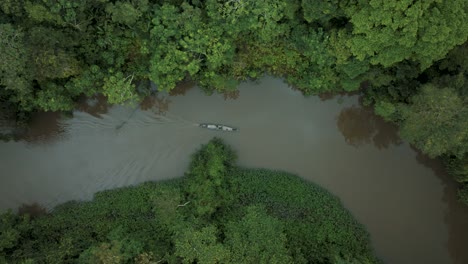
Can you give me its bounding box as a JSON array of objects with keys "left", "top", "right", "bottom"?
[
  {"left": 1, "top": 77, "right": 467, "bottom": 263},
  {"left": 0, "top": 138, "right": 379, "bottom": 263}
]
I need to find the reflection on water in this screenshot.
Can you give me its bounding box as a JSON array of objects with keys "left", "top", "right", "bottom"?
[
  {"left": 335, "top": 100, "right": 468, "bottom": 263},
  {"left": 335, "top": 101, "right": 468, "bottom": 264},
  {"left": 18, "top": 203, "right": 47, "bottom": 218},
  {"left": 22, "top": 112, "right": 67, "bottom": 144},
  {"left": 223, "top": 90, "right": 240, "bottom": 100},
  {"left": 0, "top": 77, "right": 467, "bottom": 264},
  {"left": 318, "top": 90, "right": 360, "bottom": 102},
  {"left": 414, "top": 149, "right": 468, "bottom": 264},
  {"left": 75, "top": 94, "right": 109, "bottom": 118},
  {"left": 0, "top": 106, "right": 18, "bottom": 135},
  {"left": 337, "top": 105, "right": 402, "bottom": 149},
  {"left": 168, "top": 81, "right": 195, "bottom": 96},
  {"left": 0, "top": 111, "right": 67, "bottom": 145},
  {"left": 140, "top": 94, "right": 171, "bottom": 114}
]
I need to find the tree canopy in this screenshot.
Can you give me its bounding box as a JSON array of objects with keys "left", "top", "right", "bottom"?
[{"left": 1, "top": 0, "right": 465, "bottom": 111}]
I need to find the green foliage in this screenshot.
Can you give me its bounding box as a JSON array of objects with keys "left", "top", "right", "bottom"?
[
  {"left": 446, "top": 156, "right": 468, "bottom": 184},
  {"left": 0, "top": 23, "right": 32, "bottom": 109},
  {"left": 28, "top": 26, "right": 81, "bottom": 80},
  {"left": 301, "top": 0, "right": 342, "bottom": 25},
  {"left": 0, "top": 211, "right": 30, "bottom": 255},
  {"left": 374, "top": 101, "right": 397, "bottom": 121},
  {"left": 218, "top": 0, "right": 293, "bottom": 43},
  {"left": 365, "top": 41, "right": 468, "bottom": 204},
  {"left": 184, "top": 138, "right": 237, "bottom": 218},
  {"left": 286, "top": 27, "right": 340, "bottom": 93},
  {"left": 2, "top": 0, "right": 467, "bottom": 121},
  {"left": 105, "top": 1, "right": 144, "bottom": 26},
  {"left": 24, "top": 2, "right": 62, "bottom": 24},
  {"left": 345, "top": 0, "right": 468, "bottom": 69},
  {"left": 231, "top": 168, "right": 377, "bottom": 263},
  {"left": 174, "top": 225, "right": 231, "bottom": 263},
  {"left": 151, "top": 184, "right": 184, "bottom": 229},
  {"left": 458, "top": 184, "right": 468, "bottom": 205},
  {"left": 399, "top": 85, "right": 467, "bottom": 158},
  {"left": 224, "top": 205, "right": 293, "bottom": 263},
  {"left": 34, "top": 82, "right": 76, "bottom": 111},
  {"left": 0, "top": 0, "right": 25, "bottom": 16},
  {"left": 1, "top": 0, "right": 151, "bottom": 114},
  {"left": 79, "top": 241, "right": 125, "bottom": 264},
  {"left": 102, "top": 71, "right": 138, "bottom": 105},
  {"left": 149, "top": 2, "right": 236, "bottom": 91},
  {"left": 0, "top": 139, "right": 379, "bottom": 263},
  {"left": 4, "top": 181, "right": 170, "bottom": 263},
  {"left": 64, "top": 65, "right": 106, "bottom": 97},
  {"left": 79, "top": 238, "right": 145, "bottom": 264},
  {"left": 0, "top": 0, "right": 467, "bottom": 214}
]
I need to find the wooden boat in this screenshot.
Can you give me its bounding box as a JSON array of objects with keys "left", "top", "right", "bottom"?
[{"left": 199, "top": 123, "right": 238, "bottom": 132}]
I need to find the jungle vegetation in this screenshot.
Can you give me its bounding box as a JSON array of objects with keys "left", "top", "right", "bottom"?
[
  {"left": 0, "top": 138, "right": 380, "bottom": 263},
  {"left": 0, "top": 1, "right": 467, "bottom": 199}
]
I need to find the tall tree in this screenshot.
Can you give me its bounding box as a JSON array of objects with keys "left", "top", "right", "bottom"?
[
  {"left": 184, "top": 138, "right": 236, "bottom": 218},
  {"left": 399, "top": 84, "right": 468, "bottom": 158}
]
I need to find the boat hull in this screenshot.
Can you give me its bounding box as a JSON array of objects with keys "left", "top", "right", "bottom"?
[{"left": 199, "top": 123, "right": 238, "bottom": 132}]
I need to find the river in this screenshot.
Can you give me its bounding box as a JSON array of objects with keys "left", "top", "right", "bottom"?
[{"left": 0, "top": 77, "right": 467, "bottom": 263}]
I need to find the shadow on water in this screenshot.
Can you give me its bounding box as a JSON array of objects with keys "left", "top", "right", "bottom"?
[
  {"left": 169, "top": 80, "right": 240, "bottom": 100},
  {"left": 223, "top": 90, "right": 240, "bottom": 100},
  {"left": 6, "top": 94, "right": 111, "bottom": 144},
  {"left": 75, "top": 94, "right": 109, "bottom": 118},
  {"left": 19, "top": 111, "right": 67, "bottom": 145},
  {"left": 0, "top": 98, "right": 68, "bottom": 144},
  {"left": 140, "top": 94, "right": 171, "bottom": 114},
  {"left": 337, "top": 96, "right": 468, "bottom": 264},
  {"left": 169, "top": 81, "right": 196, "bottom": 96},
  {"left": 2, "top": 77, "right": 467, "bottom": 263},
  {"left": 1, "top": 91, "right": 178, "bottom": 144},
  {"left": 414, "top": 149, "right": 468, "bottom": 264},
  {"left": 335, "top": 96, "right": 468, "bottom": 264},
  {"left": 336, "top": 104, "right": 402, "bottom": 149},
  {"left": 318, "top": 90, "right": 361, "bottom": 102},
  {"left": 18, "top": 203, "right": 48, "bottom": 219}
]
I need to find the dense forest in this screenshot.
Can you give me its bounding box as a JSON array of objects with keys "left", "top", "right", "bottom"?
[
  {"left": 0, "top": 138, "right": 380, "bottom": 263},
  {"left": 0, "top": 1, "right": 467, "bottom": 199}
]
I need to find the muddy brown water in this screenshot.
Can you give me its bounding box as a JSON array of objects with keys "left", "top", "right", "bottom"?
[{"left": 1, "top": 77, "right": 467, "bottom": 264}]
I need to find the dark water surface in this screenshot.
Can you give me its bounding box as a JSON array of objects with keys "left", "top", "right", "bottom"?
[{"left": 1, "top": 77, "right": 467, "bottom": 263}]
